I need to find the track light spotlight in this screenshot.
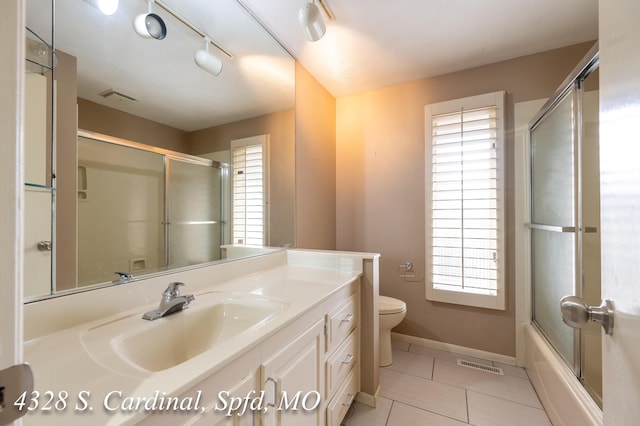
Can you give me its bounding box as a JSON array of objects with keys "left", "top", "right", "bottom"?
[
  {"left": 133, "top": 0, "right": 167, "bottom": 40},
  {"left": 298, "top": 1, "right": 326, "bottom": 42},
  {"left": 194, "top": 38, "right": 223, "bottom": 76}
]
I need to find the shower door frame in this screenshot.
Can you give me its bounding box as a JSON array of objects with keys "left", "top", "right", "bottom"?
[
  {"left": 77, "top": 129, "right": 228, "bottom": 274},
  {"left": 528, "top": 45, "right": 599, "bottom": 379},
  {"left": 163, "top": 154, "right": 229, "bottom": 267},
  {"left": 529, "top": 84, "right": 581, "bottom": 373}
]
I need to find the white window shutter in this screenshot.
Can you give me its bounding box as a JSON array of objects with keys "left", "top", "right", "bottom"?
[
  {"left": 425, "top": 92, "right": 506, "bottom": 310},
  {"left": 231, "top": 135, "right": 269, "bottom": 246}
]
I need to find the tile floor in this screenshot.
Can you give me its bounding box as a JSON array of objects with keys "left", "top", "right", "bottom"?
[{"left": 342, "top": 339, "right": 551, "bottom": 426}]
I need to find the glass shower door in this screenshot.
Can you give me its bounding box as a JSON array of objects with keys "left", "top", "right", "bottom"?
[
  {"left": 77, "top": 138, "right": 165, "bottom": 286},
  {"left": 530, "top": 87, "right": 578, "bottom": 369},
  {"left": 166, "top": 159, "right": 225, "bottom": 268},
  {"left": 530, "top": 58, "right": 602, "bottom": 407}
]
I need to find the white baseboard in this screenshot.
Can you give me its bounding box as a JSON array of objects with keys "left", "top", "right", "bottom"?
[
  {"left": 355, "top": 384, "right": 380, "bottom": 408},
  {"left": 391, "top": 332, "right": 517, "bottom": 366}
]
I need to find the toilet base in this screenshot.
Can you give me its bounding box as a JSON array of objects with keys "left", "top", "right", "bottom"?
[
  {"left": 379, "top": 328, "right": 393, "bottom": 366},
  {"left": 378, "top": 297, "right": 407, "bottom": 367}
]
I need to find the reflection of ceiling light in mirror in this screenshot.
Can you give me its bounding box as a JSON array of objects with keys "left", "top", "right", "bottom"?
[
  {"left": 134, "top": 13, "right": 167, "bottom": 39},
  {"left": 97, "top": 0, "right": 118, "bottom": 15},
  {"left": 134, "top": 0, "right": 167, "bottom": 40},
  {"left": 239, "top": 55, "right": 295, "bottom": 90},
  {"left": 298, "top": 2, "right": 326, "bottom": 42},
  {"left": 83, "top": 0, "right": 119, "bottom": 16},
  {"left": 195, "top": 38, "right": 223, "bottom": 77}
]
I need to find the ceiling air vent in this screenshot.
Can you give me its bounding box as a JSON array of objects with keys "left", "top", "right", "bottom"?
[{"left": 98, "top": 89, "right": 137, "bottom": 104}]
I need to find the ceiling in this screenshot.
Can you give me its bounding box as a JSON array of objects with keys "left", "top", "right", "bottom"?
[
  {"left": 26, "top": 0, "right": 296, "bottom": 132},
  {"left": 242, "top": 0, "right": 599, "bottom": 97},
  {"left": 26, "top": 0, "right": 598, "bottom": 131}
]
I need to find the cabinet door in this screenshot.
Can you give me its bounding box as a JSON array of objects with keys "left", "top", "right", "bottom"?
[
  {"left": 137, "top": 350, "right": 261, "bottom": 426},
  {"left": 262, "top": 319, "right": 324, "bottom": 426},
  {"left": 205, "top": 370, "right": 259, "bottom": 426}
]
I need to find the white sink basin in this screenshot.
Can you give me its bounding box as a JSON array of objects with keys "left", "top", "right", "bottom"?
[{"left": 80, "top": 292, "right": 289, "bottom": 376}]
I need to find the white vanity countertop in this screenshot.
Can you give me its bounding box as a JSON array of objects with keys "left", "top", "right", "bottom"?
[{"left": 22, "top": 249, "right": 377, "bottom": 425}]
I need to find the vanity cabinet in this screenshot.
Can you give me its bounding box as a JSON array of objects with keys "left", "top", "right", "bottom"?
[
  {"left": 324, "top": 290, "right": 359, "bottom": 426},
  {"left": 262, "top": 319, "right": 325, "bottom": 426},
  {"left": 140, "top": 281, "right": 360, "bottom": 426},
  {"left": 137, "top": 348, "right": 261, "bottom": 426},
  {"left": 207, "top": 367, "right": 259, "bottom": 426}
]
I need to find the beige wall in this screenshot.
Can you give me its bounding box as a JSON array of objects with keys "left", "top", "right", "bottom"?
[
  {"left": 0, "top": 0, "right": 24, "bottom": 367},
  {"left": 335, "top": 41, "right": 595, "bottom": 356},
  {"left": 295, "top": 62, "right": 337, "bottom": 250},
  {"left": 78, "top": 98, "right": 190, "bottom": 152},
  {"left": 48, "top": 40, "right": 595, "bottom": 356},
  {"left": 188, "top": 109, "right": 296, "bottom": 247},
  {"left": 55, "top": 50, "right": 78, "bottom": 290}
]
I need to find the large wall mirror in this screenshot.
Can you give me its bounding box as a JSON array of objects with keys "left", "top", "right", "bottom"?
[{"left": 24, "top": 0, "right": 295, "bottom": 300}]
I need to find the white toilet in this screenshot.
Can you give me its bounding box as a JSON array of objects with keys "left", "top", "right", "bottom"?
[{"left": 379, "top": 295, "right": 407, "bottom": 366}]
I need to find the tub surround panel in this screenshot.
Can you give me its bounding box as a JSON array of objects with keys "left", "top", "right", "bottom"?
[{"left": 524, "top": 324, "right": 601, "bottom": 426}]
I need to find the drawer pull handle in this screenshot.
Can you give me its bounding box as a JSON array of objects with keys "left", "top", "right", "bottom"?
[
  {"left": 341, "top": 314, "right": 354, "bottom": 323},
  {"left": 342, "top": 393, "right": 355, "bottom": 407},
  {"left": 265, "top": 377, "right": 278, "bottom": 407},
  {"left": 342, "top": 354, "right": 354, "bottom": 365}
]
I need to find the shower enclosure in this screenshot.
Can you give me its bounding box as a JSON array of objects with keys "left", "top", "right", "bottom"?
[
  {"left": 529, "top": 48, "right": 601, "bottom": 406},
  {"left": 77, "top": 131, "right": 227, "bottom": 287}
]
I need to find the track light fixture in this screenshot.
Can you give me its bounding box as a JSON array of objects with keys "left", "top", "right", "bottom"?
[
  {"left": 298, "top": 1, "right": 325, "bottom": 42},
  {"left": 133, "top": 0, "right": 167, "bottom": 40},
  {"left": 298, "top": 0, "right": 335, "bottom": 42},
  {"left": 130, "top": 0, "right": 231, "bottom": 76},
  {"left": 194, "top": 37, "right": 223, "bottom": 77}
]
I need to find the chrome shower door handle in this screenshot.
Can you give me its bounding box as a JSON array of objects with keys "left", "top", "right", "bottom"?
[
  {"left": 560, "top": 295, "right": 614, "bottom": 335},
  {"left": 36, "top": 241, "right": 52, "bottom": 251}
]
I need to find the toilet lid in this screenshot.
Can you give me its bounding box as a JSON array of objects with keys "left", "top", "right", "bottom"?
[{"left": 379, "top": 295, "right": 406, "bottom": 314}]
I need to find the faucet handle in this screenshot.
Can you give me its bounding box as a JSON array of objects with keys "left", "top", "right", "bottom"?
[
  {"left": 113, "top": 272, "right": 133, "bottom": 282},
  {"left": 164, "top": 282, "right": 185, "bottom": 298}
]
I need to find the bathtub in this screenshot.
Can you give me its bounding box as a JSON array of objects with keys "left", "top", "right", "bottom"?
[{"left": 523, "top": 324, "right": 602, "bottom": 426}]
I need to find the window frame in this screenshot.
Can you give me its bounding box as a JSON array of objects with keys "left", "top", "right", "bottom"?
[
  {"left": 425, "top": 91, "right": 506, "bottom": 310},
  {"left": 230, "top": 135, "right": 270, "bottom": 246}
]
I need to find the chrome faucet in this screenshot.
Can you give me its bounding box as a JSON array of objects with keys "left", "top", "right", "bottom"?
[
  {"left": 113, "top": 272, "right": 133, "bottom": 283},
  {"left": 142, "top": 282, "right": 195, "bottom": 321}
]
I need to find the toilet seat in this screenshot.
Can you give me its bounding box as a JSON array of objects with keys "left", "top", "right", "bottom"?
[{"left": 379, "top": 295, "right": 406, "bottom": 315}]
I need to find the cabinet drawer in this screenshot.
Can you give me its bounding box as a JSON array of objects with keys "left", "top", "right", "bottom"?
[
  {"left": 326, "top": 371, "right": 358, "bottom": 426},
  {"left": 326, "top": 330, "right": 357, "bottom": 398},
  {"left": 326, "top": 296, "right": 357, "bottom": 353}
]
